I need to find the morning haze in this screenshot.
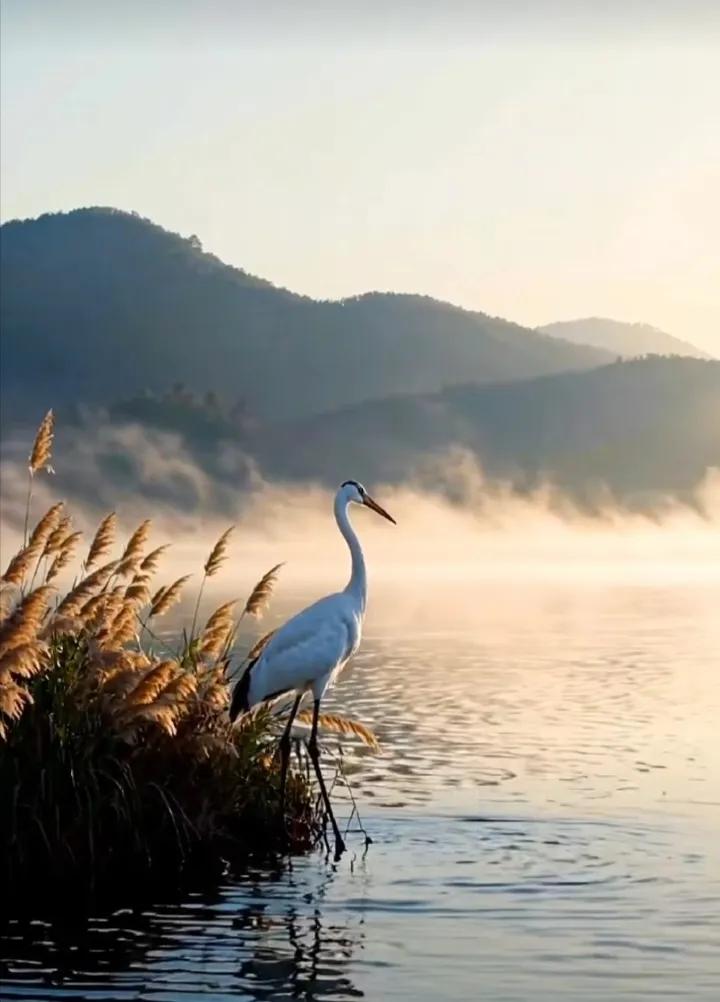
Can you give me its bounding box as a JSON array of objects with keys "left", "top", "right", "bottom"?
[{"left": 1, "top": 0, "right": 718, "bottom": 354}]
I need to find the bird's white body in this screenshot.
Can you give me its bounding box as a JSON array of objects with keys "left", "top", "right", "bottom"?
[
  {"left": 231, "top": 481, "right": 394, "bottom": 719},
  {"left": 246, "top": 589, "right": 363, "bottom": 706}
]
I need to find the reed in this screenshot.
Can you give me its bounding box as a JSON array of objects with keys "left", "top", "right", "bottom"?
[
  {"left": 0, "top": 418, "right": 320, "bottom": 914},
  {"left": 295, "top": 710, "right": 380, "bottom": 751},
  {"left": 23, "top": 409, "right": 54, "bottom": 545},
  {"left": 189, "top": 525, "right": 234, "bottom": 642},
  {"left": 243, "top": 562, "right": 283, "bottom": 617},
  {"left": 85, "top": 511, "right": 117, "bottom": 569}
]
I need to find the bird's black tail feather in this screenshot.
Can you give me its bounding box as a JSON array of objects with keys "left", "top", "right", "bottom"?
[{"left": 229, "top": 665, "right": 252, "bottom": 722}]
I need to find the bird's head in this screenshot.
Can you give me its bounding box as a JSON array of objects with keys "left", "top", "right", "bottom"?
[{"left": 339, "top": 480, "right": 396, "bottom": 524}]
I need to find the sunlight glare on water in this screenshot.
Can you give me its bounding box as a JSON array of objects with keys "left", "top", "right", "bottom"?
[{"left": 1, "top": 582, "right": 719, "bottom": 1001}]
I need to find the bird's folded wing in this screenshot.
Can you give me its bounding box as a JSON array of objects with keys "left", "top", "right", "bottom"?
[{"left": 250, "top": 597, "right": 357, "bottom": 703}]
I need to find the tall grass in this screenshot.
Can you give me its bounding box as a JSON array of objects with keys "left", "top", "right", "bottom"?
[{"left": 0, "top": 417, "right": 320, "bottom": 913}]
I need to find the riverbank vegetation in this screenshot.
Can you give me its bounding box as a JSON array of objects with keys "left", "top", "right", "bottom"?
[{"left": 0, "top": 412, "right": 324, "bottom": 914}]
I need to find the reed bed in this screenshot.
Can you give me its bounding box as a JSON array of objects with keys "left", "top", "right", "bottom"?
[{"left": 0, "top": 417, "right": 324, "bottom": 913}]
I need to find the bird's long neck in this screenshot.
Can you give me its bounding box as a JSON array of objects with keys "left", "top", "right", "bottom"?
[{"left": 335, "top": 496, "right": 367, "bottom": 610}]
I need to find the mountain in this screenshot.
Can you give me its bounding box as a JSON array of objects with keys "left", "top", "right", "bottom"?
[
  {"left": 0, "top": 208, "right": 611, "bottom": 427},
  {"left": 538, "top": 318, "right": 711, "bottom": 360},
  {"left": 254, "top": 356, "right": 720, "bottom": 505}
]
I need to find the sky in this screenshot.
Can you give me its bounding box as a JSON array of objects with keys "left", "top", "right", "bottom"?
[{"left": 1, "top": 1, "right": 719, "bottom": 354}]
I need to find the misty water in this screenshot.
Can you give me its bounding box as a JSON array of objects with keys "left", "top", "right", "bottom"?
[{"left": 2, "top": 580, "right": 719, "bottom": 1001}]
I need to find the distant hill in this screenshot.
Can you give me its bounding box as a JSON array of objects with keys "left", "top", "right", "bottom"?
[
  {"left": 254, "top": 357, "right": 720, "bottom": 505},
  {"left": 0, "top": 208, "right": 610, "bottom": 427},
  {"left": 538, "top": 318, "right": 711, "bottom": 360}
]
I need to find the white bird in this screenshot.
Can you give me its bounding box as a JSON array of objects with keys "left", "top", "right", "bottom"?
[{"left": 229, "top": 479, "right": 396, "bottom": 855}]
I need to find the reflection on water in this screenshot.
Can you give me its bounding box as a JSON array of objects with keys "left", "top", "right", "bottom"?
[
  {"left": 1, "top": 583, "right": 719, "bottom": 1001},
  {"left": 0, "top": 867, "right": 365, "bottom": 1001}
]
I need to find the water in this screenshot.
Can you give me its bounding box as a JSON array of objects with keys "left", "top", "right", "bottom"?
[{"left": 2, "top": 582, "right": 719, "bottom": 1001}]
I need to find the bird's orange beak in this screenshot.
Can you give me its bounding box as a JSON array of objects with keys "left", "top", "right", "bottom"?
[{"left": 363, "top": 493, "right": 396, "bottom": 524}]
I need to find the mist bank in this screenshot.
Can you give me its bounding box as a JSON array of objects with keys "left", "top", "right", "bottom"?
[
  {"left": 2, "top": 426, "right": 720, "bottom": 597},
  {"left": 3, "top": 356, "right": 718, "bottom": 527}
]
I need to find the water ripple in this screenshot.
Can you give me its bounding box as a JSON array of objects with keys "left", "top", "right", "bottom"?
[{"left": 2, "top": 583, "right": 719, "bottom": 1000}]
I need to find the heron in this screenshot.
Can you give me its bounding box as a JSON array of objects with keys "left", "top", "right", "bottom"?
[{"left": 229, "top": 480, "right": 396, "bottom": 856}]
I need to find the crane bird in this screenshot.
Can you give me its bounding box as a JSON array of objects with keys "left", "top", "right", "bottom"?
[{"left": 229, "top": 480, "right": 396, "bottom": 856}]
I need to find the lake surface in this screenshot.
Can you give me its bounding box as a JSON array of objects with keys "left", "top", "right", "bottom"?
[{"left": 2, "top": 582, "right": 719, "bottom": 1001}]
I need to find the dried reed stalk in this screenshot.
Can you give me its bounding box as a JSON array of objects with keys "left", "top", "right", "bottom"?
[
  {"left": 105, "top": 604, "right": 138, "bottom": 648},
  {"left": 204, "top": 600, "right": 238, "bottom": 633},
  {"left": 28, "top": 410, "right": 54, "bottom": 473},
  {"left": 126, "top": 661, "right": 177, "bottom": 706},
  {"left": 28, "top": 503, "right": 64, "bottom": 549},
  {"left": 153, "top": 669, "right": 197, "bottom": 707},
  {"left": 43, "top": 515, "right": 73, "bottom": 556},
  {"left": 295, "top": 710, "right": 380, "bottom": 751},
  {"left": 204, "top": 527, "right": 234, "bottom": 578},
  {"left": 243, "top": 564, "right": 283, "bottom": 618},
  {"left": 23, "top": 410, "right": 55, "bottom": 546},
  {"left": 54, "top": 560, "right": 117, "bottom": 618},
  {"left": 114, "top": 520, "right": 151, "bottom": 576},
  {"left": 46, "top": 531, "right": 82, "bottom": 583},
  {"left": 189, "top": 527, "right": 235, "bottom": 642},
  {"left": 196, "top": 666, "right": 228, "bottom": 710},
  {"left": 0, "top": 641, "right": 47, "bottom": 680},
  {"left": 2, "top": 538, "right": 45, "bottom": 587},
  {"left": 0, "top": 586, "right": 53, "bottom": 657},
  {"left": 85, "top": 513, "right": 117, "bottom": 569},
  {"left": 149, "top": 575, "right": 191, "bottom": 618},
  {"left": 140, "top": 545, "right": 169, "bottom": 574},
  {"left": 198, "top": 600, "right": 237, "bottom": 660},
  {"left": 125, "top": 577, "right": 151, "bottom": 607},
  {"left": 0, "top": 679, "right": 30, "bottom": 722}
]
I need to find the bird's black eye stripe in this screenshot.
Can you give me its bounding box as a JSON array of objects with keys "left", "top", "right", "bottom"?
[{"left": 341, "top": 479, "right": 362, "bottom": 493}]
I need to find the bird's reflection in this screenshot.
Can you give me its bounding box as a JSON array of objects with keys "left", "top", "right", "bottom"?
[
  {"left": 0, "top": 863, "right": 365, "bottom": 1001},
  {"left": 232, "top": 867, "right": 364, "bottom": 999}
]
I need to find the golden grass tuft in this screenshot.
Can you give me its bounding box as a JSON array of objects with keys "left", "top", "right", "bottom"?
[
  {"left": 53, "top": 560, "right": 117, "bottom": 621},
  {"left": 28, "top": 502, "right": 65, "bottom": 549},
  {"left": 125, "top": 576, "right": 151, "bottom": 607},
  {"left": 150, "top": 575, "right": 191, "bottom": 618},
  {"left": 85, "top": 512, "right": 117, "bottom": 569},
  {"left": 28, "top": 410, "right": 54, "bottom": 474},
  {"left": 198, "top": 599, "right": 237, "bottom": 660},
  {"left": 296, "top": 710, "right": 380, "bottom": 751},
  {"left": 204, "top": 526, "right": 234, "bottom": 578},
  {"left": 0, "top": 586, "right": 53, "bottom": 736},
  {"left": 0, "top": 679, "right": 30, "bottom": 722},
  {"left": 46, "top": 531, "right": 83, "bottom": 583},
  {"left": 43, "top": 514, "right": 73, "bottom": 556},
  {"left": 244, "top": 563, "right": 283, "bottom": 618},
  {"left": 2, "top": 538, "right": 45, "bottom": 587},
  {"left": 0, "top": 586, "right": 53, "bottom": 659},
  {"left": 126, "top": 660, "right": 178, "bottom": 707},
  {"left": 140, "top": 545, "right": 169, "bottom": 575},
  {"left": 0, "top": 642, "right": 47, "bottom": 681},
  {"left": 114, "top": 519, "right": 151, "bottom": 576}
]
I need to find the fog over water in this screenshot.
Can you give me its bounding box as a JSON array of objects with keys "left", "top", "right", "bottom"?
[{"left": 2, "top": 438, "right": 720, "bottom": 599}]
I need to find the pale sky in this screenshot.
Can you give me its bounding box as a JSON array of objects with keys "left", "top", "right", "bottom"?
[{"left": 1, "top": 1, "right": 719, "bottom": 354}]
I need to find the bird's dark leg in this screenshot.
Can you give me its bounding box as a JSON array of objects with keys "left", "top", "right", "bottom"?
[
  {"left": 279, "top": 694, "right": 303, "bottom": 826},
  {"left": 308, "top": 698, "right": 346, "bottom": 858}
]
